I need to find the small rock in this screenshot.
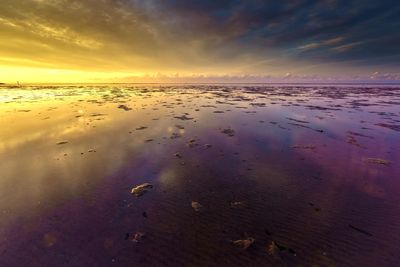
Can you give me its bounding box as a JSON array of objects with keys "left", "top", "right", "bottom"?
[
  {"left": 131, "top": 183, "right": 153, "bottom": 197},
  {"left": 131, "top": 232, "right": 145, "bottom": 243},
  {"left": 191, "top": 201, "right": 203, "bottom": 212},
  {"left": 267, "top": 241, "right": 296, "bottom": 256},
  {"left": 118, "top": 104, "right": 132, "bottom": 111},
  {"left": 170, "top": 132, "right": 182, "bottom": 139},
  {"left": 221, "top": 128, "right": 235, "bottom": 137},
  {"left": 56, "top": 141, "right": 68, "bottom": 145},
  {"left": 136, "top": 126, "right": 148, "bottom": 130},
  {"left": 232, "top": 237, "right": 255, "bottom": 250}
]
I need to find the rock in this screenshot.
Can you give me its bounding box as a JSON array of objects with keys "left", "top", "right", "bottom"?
[
  {"left": 170, "top": 132, "right": 182, "bottom": 139},
  {"left": 118, "top": 104, "right": 132, "bottom": 111},
  {"left": 221, "top": 128, "right": 235, "bottom": 137},
  {"left": 174, "top": 114, "right": 193, "bottom": 120},
  {"left": 232, "top": 237, "right": 255, "bottom": 250},
  {"left": 131, "top": 183, "right": 153, "bottom": 197},
  {"left": 187, "top": 139, "right": 198, "bottom": 148},
  {"left": 56, "top": 141, "right": 68, "bottom": 145},
  {"left": 136, "top": 126, "right": 148, "bottom": 130},
  {"left": 131, "top": 232, "right": 145, "bottom": 243},
  {"left": 191, "top": 201, "right": 203, "bottom": 212},
  {"left": 267, "top": 241, "right": 296, "bottom": 256}
]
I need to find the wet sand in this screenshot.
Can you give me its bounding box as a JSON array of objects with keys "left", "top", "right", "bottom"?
[{"left": 0, "top": 84, "right": 400, "bottom": 266}]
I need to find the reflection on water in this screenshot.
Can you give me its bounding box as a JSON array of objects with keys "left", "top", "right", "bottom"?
[{"left": 0, "top": 85, "right": 400, "bottom": 266}]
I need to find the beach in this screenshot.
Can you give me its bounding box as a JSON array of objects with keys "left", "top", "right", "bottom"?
[{"left": 0, "top": 84, "right": 399, "bottom": 266}]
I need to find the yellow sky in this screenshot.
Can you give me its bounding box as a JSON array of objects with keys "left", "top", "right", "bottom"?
[{"left": 0, "top": 0, "right": 397, "bottom": 83}]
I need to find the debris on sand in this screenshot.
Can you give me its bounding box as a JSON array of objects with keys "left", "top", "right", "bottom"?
[
  {"left": 191, "top": 201, "right": 203, "bottom": 212},
  {"left": 88, "top": 149, "right": 96, "bottom": 152},
  {"left": 349, "top": 224, "right": 372, "bottom": 236},
  {"left": 144, "top": 139, "right": 154, "bottom": 142},
  {"left": 187, "top": 139, "right": 198, "bottom": 148},
  {"left": 136, "top": 126, "right": 148, "bottom": 130},
  {"left": 292, "top": 145, "right": 316, "bottom": 150},
  {"left": 267, "top": 241, "right": 296, "bottom": 256},
  {"left": 221, "top": 128, "right": 235, "bottom": 137},
  {"left": 174, "top": 153, "right": 182, "bottom": 158},
  {"left": 131, "top": 183, "right": 153, "bottom": 197},
  {"left": 286, "top": 117, "right": 309, "bottom": 124},
  {"left": 174, "top": 114, "right": 193, "bottom": 120},
  {"left": 267, "top": 241, "right": 279, "bottom": 255},
  {"left": 250, "top": 102, "right": 266, "bottom": 107},
  {"left": 364, "top": 158, "right": 390, "bottom": 165},
  {"left": 204, "top": 144, "right": 212, "bottom": 148},
  {"left": 170, "top": 132, "right": 182, "bottom": 139},
  {"left": 346, "top": 135, "right": 360, "bottom": 147},
  {"left": 118, "top": 104, "right": 132, "bottom": 111},
  {"left": 232, "top": 237, "right": 255, "bottom": 250},
  {"left": 375, "top": 123, "right": 400, "bottom": 132},
  {"left": 56, "top": 141, "right": 68, "bottom": 145},
  {"left": 175, "top": 125, "right": 185, "bottom": 130}
]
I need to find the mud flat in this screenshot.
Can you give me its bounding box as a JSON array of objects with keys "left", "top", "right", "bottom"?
[{"left": 0, "top": 84, "right": 399, "bottom": 266}]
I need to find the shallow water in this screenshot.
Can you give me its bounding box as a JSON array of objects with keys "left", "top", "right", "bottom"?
[{"left": 0, "top": 85, "right": 399, "bottom": 266}]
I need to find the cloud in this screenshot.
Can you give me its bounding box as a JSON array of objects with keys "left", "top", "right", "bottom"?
[{"left": 0, "top": 0, "right": 400, "bottom": 81}]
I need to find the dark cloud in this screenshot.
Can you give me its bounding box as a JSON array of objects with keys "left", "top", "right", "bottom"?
[{"left": 139, "top": 0, "right": 400, "bottom": 64}]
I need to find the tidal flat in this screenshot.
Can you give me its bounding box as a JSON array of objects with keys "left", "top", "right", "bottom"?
[{"left": 0, "top": 84, "right": 399, "bottom": 266}]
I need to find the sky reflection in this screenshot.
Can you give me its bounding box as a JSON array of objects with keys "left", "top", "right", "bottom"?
[{"left": 0, "top": 85, "right": 399, "bottom": 266}]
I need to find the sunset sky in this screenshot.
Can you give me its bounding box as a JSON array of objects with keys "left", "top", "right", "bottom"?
[{"left": 1, "top": 0, "right": 400, "bottom": 83}]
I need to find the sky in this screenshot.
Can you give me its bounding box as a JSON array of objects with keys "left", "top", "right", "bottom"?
[{"left": 0, "top": 0, "right": 400, "bottom": 83}]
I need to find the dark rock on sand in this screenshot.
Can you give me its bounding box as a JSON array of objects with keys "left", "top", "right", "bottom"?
[
  {"left": 118, "top": 104, "right": 132, "bottom": 111},
  {"left": 136, "top": 126, "right": 148, "bottom": 130},
  {"left": 56, "top": 141, "right": 68, "bottom": 145},
  {"left": 221, "top": 128, "right": 235, "bottom": 137}
]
